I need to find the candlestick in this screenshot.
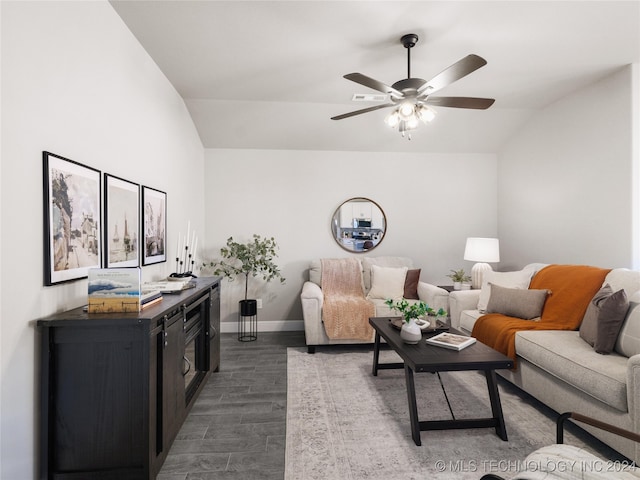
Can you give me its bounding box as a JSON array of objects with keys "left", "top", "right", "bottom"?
[{"left": 193, "top": 236, "right": 198, "bottom": 263}]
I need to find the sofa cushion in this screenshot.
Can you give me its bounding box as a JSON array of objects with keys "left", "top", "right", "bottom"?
[
  {"left": 459, "top": 309, "right": 483, "bottom": 334},
  {"left": 362, "top": 256, "right": 414, "bottom": 292},
  {"left": 616, "top": 301, "right": 640, "bottom": 358},
  {"left": 478, "top": 269, "right": 534, "bottom": 313},
  {"left": 604, "top": 268, "right": 640, "bottom": 297},
  {"left": 366, "top": 265, "right": 408, "bottom": 300},
  {"left": 580, "top": 284, "right": 629, "bottom": 354},
  {"left": 486, "top": 284, "right": 549, "bottom": 320},
  {"left": 516, "top": 330, "right": 628, "bottom": 412},
  {"left": 404, "top": 269, "right": 421, "bottom": 300}
]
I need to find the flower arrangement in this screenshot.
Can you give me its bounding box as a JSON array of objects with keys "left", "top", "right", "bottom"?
[{"left": 384, "top": 298, "right": 430, "bottom": 323}]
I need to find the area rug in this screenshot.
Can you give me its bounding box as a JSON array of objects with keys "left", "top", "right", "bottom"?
[{"left": 285, "top": 347, "right": 596, "bottom": 480}]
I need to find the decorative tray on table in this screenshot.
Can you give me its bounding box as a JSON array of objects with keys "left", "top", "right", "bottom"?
[{"left": 388, "top": 317, "right": 450, "bottom": 333}]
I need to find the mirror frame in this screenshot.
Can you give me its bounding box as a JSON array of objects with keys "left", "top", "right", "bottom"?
[{"left": 331, "top": 197, "right": 386, "bottom": 253}]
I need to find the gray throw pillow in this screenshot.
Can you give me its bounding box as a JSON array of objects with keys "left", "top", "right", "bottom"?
[
  {"left": 580, "top": 284, "right": 630, "bottom": 354},
  {"left": 596, "top": 287, "right": 629, "bottom": 354},
  {"left": 485, "top": 283, "right": 549, "bottom": 320},
  {"left": 580, "top": 285, "right": 611, "bottom": 346}
]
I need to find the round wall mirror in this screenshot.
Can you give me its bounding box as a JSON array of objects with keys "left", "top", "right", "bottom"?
[{"left": 331, "top": 197, "right": 386, "bottom": 253}]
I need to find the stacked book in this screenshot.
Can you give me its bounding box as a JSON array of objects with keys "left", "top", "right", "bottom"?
[
  {"left": 87, "top": 267, "right": 162, "bottom": 313},
  {"left": 142, "top": 279, "right": 196, "bottom": 294},
  {"left": 425, "top": 332, "right": 477, "bottom": 351}
]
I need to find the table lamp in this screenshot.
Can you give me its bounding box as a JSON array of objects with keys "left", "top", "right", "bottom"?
[{"left": 464, "top": 237, "right": 500, "bottom": 289}]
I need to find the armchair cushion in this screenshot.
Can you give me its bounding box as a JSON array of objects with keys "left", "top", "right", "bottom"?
[
  {"left": 513, "top": 443, "right": 640, "bottom": 479},
  {"left": 366, "top": 265, "right": 408, "bottom": 300}
]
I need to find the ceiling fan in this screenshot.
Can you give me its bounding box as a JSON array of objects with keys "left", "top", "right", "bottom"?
[{"left": 331, "top": 34, "right": 495, "bottom": 138}]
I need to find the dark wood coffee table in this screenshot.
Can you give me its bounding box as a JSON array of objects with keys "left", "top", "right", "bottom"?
[{"left": 369, "top": 316, "right": 514, "bottom": 446}]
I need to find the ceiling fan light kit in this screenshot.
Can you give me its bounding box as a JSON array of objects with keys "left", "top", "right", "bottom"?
[
  {"left": 332, "top": 33, "right": 495, "bottom": 139},
  {"left": 385, "top": 103, "right": 436, "bottom": 139}
]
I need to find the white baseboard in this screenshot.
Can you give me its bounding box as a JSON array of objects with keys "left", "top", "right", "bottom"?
[{"left": 220, "top": 320, "right": 304, "bottom": 333}]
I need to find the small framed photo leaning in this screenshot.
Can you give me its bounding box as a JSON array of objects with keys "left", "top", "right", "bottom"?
[
  {"left": 104, "top": 174, "right": 140, "bottom": 268},
  {"left": 43, "top": 151, "right": 102, "bottom": 285},
  {"left": 141, "top": 185, "right": 167, "bottom": 265}
]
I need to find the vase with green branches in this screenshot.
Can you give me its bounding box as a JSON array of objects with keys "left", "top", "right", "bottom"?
[
  {"left": 385, "top": 298, "right": 430, "bottom": 344},
  {"left": 385, "top": 298, "right": 429, "bottom": 323}
]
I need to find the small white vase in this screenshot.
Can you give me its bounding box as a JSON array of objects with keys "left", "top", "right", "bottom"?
[
  {"left": 400, "top": 318, "right": 422, "bottom": 344},
  {"left": 453, "top": 282, "right": 462, "bottom": 290}
]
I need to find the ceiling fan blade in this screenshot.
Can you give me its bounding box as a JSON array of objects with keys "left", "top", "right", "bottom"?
[
  {"left": 343, "top": 73, "right": 404, "bottom": 98},
  {"left": 417, "top": 54, "right": 488, "bottom": 95},
  {"left": 331, "top": 103, "right": 395, "bottom": 120},
  {"left": 425, "top": 96, "right": 495, "bottom": 109}
]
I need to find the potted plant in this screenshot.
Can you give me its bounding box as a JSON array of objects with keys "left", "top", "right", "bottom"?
[
  {"left": 205, "top": 234, "right": 285, "bottom": 318},
  {"left": 427, "top": 306, "right": 449, "bottom": 325},
  {"left": 446, "top": 268, "right": 472, "bottom": 290},
  {"left": 385, "top": 298, "right": 430, "bottom": 344}
]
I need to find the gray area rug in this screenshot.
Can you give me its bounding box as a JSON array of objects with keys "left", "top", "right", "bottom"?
[{"left": 285, "top": 347, "right": 596, "bottom": 480}]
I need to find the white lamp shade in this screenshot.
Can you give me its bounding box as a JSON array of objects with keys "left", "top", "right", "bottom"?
[{"left": 464, "top": 237, "right": 500, "bottom": 263}]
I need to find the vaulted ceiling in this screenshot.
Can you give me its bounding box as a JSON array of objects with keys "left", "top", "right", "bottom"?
[{"left": 110, "top": 1, "right": 639, "bottom": 152}]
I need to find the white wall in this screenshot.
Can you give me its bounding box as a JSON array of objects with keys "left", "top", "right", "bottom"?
[
  {"left": 1, "top": 2, "right": 204, "bottom": 478},
  {"left": 203, "top": 149, "right": 497, "bottom": 325},
  {"left": 498, "top": 65, "right": 638, "bottom": 271}
]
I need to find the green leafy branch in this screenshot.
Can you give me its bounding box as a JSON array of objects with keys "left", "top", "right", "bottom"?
[
  {"left": 204, "top": 235, "right": 285, "bottom": 300},
  {"left": 385, "top": 298, "right": 430, "bottom": 323}
]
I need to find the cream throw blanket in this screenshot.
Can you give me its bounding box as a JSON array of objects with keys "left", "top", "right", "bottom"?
[{"left": 321, "top": 258, "right": 376, "bottom": 341}]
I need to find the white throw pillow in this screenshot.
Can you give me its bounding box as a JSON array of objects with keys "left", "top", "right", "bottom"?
[
  {"left": 478, "top": 269, "right": 534, "bottom": 313},
  {"left": 367, "top": 265, "right": 408, "bottom": 300}
]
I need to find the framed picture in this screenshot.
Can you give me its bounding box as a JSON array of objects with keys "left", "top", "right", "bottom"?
[
  {"left": 142, "top": 186, "right": 167, "bottom": 265},
  {"left": 104, "top": 174, "right": 140, "bottom": 268},
  {"left": 43, "top": 151, "right": 102, "bottom": 285}
]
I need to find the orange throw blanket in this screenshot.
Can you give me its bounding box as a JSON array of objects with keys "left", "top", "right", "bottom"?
[
  {"left": 471, "top": 264, "right": 610, "bottom": 363},
  {"left": 321, "top": 258, "right": 376, "bottom": 341}
]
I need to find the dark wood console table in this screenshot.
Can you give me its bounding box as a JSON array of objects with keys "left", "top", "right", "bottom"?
[{"left": 37, "top": 277, "right": 221, "bottom": 480}]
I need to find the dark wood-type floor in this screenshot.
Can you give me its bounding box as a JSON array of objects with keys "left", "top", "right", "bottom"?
[
  {"left": 157, "top": 331, "right": 306, "bottom": 480},
  {"left": 158, "top": 330, "right": 626, "bottom": 479}
]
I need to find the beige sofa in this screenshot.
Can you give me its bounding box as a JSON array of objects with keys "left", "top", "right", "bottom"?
[
  {"left": 449, "top": 264, "right": 640, "bottom": 462},
  {"left": 301, "top": 256, "right": 449, "bottom": 353}
]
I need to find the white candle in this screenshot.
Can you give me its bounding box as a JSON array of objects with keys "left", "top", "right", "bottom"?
[
  {"left": 186, "top": 221, "right": 190, "bottom": 247},
  {"left": 193, "top": 236, "right": 198, "bottom": 262},
  {"left": 175, "top": 234, "right": 180, "bottom": 260}
]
